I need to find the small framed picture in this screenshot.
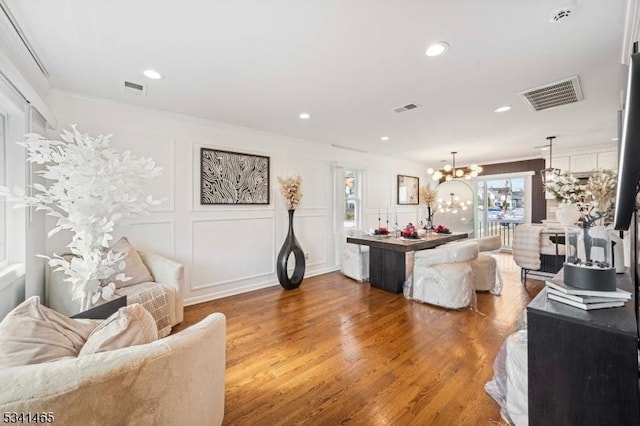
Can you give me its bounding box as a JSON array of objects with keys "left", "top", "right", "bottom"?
[{"left": 397, "top": 175, "right": 419, "bottom": 205}]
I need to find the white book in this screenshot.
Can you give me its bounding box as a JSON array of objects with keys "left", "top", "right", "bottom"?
[
  {"left": 546, "top": 287, "right": 627, "bottom": 304},
  {"left": 545, "top": 279, "right": 632, "bottom": 300},
  {"left": 547, "top": 293, "right": 626, "bottom": 310}
]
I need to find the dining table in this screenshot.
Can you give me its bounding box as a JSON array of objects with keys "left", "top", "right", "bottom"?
[{"left": 346, "top": 232, "right": 469, "bottom": 293}]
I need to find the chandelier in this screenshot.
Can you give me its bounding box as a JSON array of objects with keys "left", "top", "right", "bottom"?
[
  {"left": 437, "top": 192, "right": 472, "bottom": 214},
  {"left": 540, "top": 136, "right": 560, "bottom": 184},
  {"left": 427, "top": 151, "right": 482, "bottom": 181}
]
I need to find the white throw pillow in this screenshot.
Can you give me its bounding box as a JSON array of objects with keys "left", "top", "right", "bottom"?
[
  {"left": 0, "top": 296, "right": 99, "bottom": 367},
  {"left": 79, "top": 303, "right": 158, "bottom": 356},
  {"left": 109, "top": 237, "right": 153, "bottom": 288}
]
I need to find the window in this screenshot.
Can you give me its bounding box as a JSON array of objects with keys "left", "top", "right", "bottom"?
[
  {"left": 0, "top": 112, "right": 6, "bottom": 266},
  {"left": 344, "top": 169, "right": 360, "bottom": 228},
  {"left": 475, "top": 172, "right": 533, "bottom": 248}
]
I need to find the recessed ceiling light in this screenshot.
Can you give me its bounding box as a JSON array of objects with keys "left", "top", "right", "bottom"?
[
  {"left": 299, "top": 112, "right": 311, "bottom": 120},
  {"left": 143, "top": 69, "right": 163, "bottom": 80},
  {"left": 380, "top": 136, "right": 390, "bottom": 141},
  {"left": 611, "top": 137, "right": 619, "bottom": 141},
  {"left": 494, "top": 105, "right": 512, "bottom": 113},
  {"left": 425, "top": 42, "right": 449, "bottom": 57}
]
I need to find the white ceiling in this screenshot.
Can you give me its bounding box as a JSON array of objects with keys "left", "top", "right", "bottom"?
[{"left": 3, "top": 0, "right": 630, "bottom": 167}]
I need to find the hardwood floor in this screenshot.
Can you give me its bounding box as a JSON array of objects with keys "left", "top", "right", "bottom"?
[{"left": 173, "top": 253, "right": 544, "bottom": 425}]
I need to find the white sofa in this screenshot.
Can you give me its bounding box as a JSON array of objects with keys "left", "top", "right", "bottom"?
[
  {"left": 0, "top": 313, "right": 226, "bottom": 426},
  {"left": 47, "top": 250, "right": 184, "bottom": 335}
]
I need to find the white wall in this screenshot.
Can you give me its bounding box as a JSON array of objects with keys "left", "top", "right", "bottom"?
[{"left": 46, "top": 91, "right": 427, "bottom": 305}]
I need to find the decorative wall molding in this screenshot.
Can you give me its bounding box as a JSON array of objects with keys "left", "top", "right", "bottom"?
[
  {"left": 115, "top": 219, "right": 176, "bottom": 258},
  {"left": 189, "top": 216, "right": 276, "bottom": 291},
  {"left": 64, "top": 122, "right": 177, "bottom": 213}
]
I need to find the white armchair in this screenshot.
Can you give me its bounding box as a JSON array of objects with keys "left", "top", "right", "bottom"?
[
  {"left": 469, "top": 235, "right": 503, "bottom": 295},
  {"left": 47, "top": 250, "right": 184, "bottom": 336},
  {"left": 407, "top": 241, "right": 479, "bottom": 309},
  {"left": 341, "top": 228, "right": 370, "bottom": 282}
]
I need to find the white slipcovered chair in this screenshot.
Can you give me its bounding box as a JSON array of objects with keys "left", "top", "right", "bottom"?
[
  {"left": 341, "top": 228, "right": 370, "bottom": 282},
  {"left": 513, "top": 224, "right": 566, "bottom": 285},
  {"left": 406, "top": 241, "right": 479, "bottom": 309},
  {"left": 469, "top": 235, "right": 503, "bottom": 295},
  {"left": 485, "top": 328, "right": 529, "bottom": 426}
]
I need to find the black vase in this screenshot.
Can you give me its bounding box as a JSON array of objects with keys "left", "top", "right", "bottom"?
[{"left": 276, "top": 209, "right": 306, "bottom": 290}]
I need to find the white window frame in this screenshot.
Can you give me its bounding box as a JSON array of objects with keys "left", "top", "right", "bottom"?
[
  {"left": 344, "top": 169, "right": 362, "bottom": 229},
  {"left": 0, "top": 111, "right": 6, "bottom": 268}
]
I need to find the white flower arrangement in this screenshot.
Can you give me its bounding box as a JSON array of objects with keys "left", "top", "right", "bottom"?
[
  {"left": 545, "top": 169, "right": 618, "bottom": 223},
  {"left": 0, "top": 126, "right": 162, "bottom": 309},
  {"left": 584, "top": 169, "right": 617, "bottom": 215},
  {"left": 545, "top": 171, "right": 584, "bottom": 204}
]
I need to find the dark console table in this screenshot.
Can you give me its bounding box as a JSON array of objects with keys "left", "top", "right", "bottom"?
[
  {"left": 346, "top": 233, "right": 467, "bottom": 293},
  {"left": 527, "top": 272, "right": 640, "bottom": 425},
  {"left": 71, "top": 295, "right": 127, "bottom": 320}
]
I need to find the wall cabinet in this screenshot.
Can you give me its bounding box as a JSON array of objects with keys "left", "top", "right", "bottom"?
[
  {"left": 597, "top": 151, "right": 618, "bottom": 170},
  {"left": 545, "top": 149, "right": 618, "bottom": 174},
  {"left": 570, "top": 153, "right": 597, "bottom": 172},
  {"left": 546, "top": 156, "right": 570, "bottom": 172}
]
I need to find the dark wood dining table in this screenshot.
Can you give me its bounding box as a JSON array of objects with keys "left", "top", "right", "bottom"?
[{"left": 346, "top": 232, "right": 468, "bottom": 293}]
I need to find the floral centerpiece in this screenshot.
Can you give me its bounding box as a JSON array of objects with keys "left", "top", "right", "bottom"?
[
  {"left": 420, "top": 184, "right": 437, "bottom": 230},
  {"left": 0, "top": 126, "right": 162, "bottom": 309},
  {"left": 278, "top": 175, "right": 303, "bottom": 210}
]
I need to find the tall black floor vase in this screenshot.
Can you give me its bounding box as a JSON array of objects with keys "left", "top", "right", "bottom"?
[{"left": 277, "top": 209, "right": 306, "bottom": 290}]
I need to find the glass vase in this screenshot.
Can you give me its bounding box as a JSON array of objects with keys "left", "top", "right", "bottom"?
[{"left": 564, "top": 224, "right": 616, "bottom": 291}]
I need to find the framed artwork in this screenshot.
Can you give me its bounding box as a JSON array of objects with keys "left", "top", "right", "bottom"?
[
  {"left": 200, "top": 148, "right": 270, "bottom": 205},
  {"left": 397, "top": 175, "right": 419, "bottom": 205}
]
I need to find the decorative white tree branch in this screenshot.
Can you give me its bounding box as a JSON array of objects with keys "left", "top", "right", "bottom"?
[{"left": 1, "top": 125, "right": 162, "bottom": 309}]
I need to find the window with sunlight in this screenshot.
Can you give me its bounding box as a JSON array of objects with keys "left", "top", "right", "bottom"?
[{"left": 344, "top": 169, "right": 360, "bottom": 228}]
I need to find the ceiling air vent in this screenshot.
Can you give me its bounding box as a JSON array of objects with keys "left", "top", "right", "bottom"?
[
  {"left": 124, "top": 80, "right": 147, "bottom": 96},
  {"left": 520, "top": 76, "right": 583, "bottom": 112},
  {"left": 392, "top": 102, "right": 421, "bottom": 113}
]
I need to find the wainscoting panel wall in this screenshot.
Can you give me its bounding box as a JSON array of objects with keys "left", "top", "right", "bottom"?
[
  {"left": 113, "top": 220, "right": 176, "bottom": 259},
  {"left": 292, "top": 213, "right": 328, "bottom": 268},
  {"left": 191, "top": 216, "right": 275, "bottom": 290},
  {"left": 69, "top": 123, "right": 176, "bottom": 213},
  {"left": 46, "top": 92, "right": 427, "bottom": 305},
  {"left": 288, "top": 158, "right": 331, "bottom": 210}
]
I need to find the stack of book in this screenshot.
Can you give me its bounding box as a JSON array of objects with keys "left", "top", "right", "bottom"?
[{"left": 545, "top": 279, "right": 632, "bottom": 310}]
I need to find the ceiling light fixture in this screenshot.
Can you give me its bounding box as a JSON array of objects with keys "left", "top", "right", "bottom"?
[
  {"left": 299, "top": 112, "right": 311, "bottom": 120},
  {"left": 494, "top": 105, "right": 512, "bottom": 113},
  {"left": 428, "top": 151, "right": 482, "bottom": 181},
  {"left": 425, "top": 42, "right": 449, "bottom": 57},
  {"left": 380, "top": 136, "right": 390, "bottom": 141},
  {"left": 437, "top": 192, "right": 472, "bottom": 215},
  {"left": 611, "top": 137, "right": 619, "bottom": 141},
  {"left": 540, "top": 136, "right": 560, "bottom": 184},
  {"left": 143, "top": 69, "right": 163, "bottom": 80}
]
